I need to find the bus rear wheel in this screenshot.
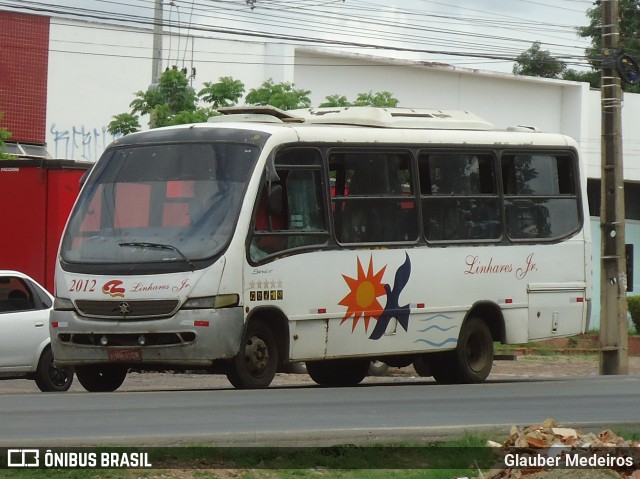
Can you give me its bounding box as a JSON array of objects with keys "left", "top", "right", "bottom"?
[
  {"left": 432, "top": 317, "right": 493, "bottom": 384},
  {"left": 226, "top": 321, "right": 278, "bottom": 389},
  {"left": 412, "top": 355, "right": 432, "bottom": 377},
  {"left": 75, "top": 365, "right": 128, "bottom": 392},
  {"left": 306, "top": 358, "right": 369, "bottom": 386}
]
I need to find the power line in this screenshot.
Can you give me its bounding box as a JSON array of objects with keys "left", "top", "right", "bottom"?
[
  {"left": 0, "top": 0, "right": 594, "bottom": 70},
  {"left": 3, "top": 0, "right": 590, "bottom": 60}
]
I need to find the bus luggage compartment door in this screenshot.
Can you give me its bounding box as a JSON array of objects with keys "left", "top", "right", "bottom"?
[{"left": 527, "top": 283, "right": 586, "bottom": 340}]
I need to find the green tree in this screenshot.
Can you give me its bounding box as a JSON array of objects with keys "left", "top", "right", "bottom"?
[
  {"left": 130, "top": 67, "right": 197, "bottom": 128},
  {"left": 577, "top": 0, "right": 640, "bottom": 92},
  {"left": 165, "top": 109, "right": 210, "bottom": 126},
  {"left": 0, "top": 113, "right": 14, "bottom": 160},
  {"left": 245, "top": 79, "right": 311, "bottom": 110},
  {"left": 352, "top": 91, "right": 399, "bottom": 107},
  {"left": 579, "top": 0, "right": 640, "bottom": 65},
  {"left": 108, "top": 69, "right": 247, "bottom": 135},
  {"left": 561, "top": 68, "right": 601, "bottom": 88},
  {"left": 199, "top": 76, "right": 245, "bottom": 108},
  {"left": 512, "top": 41, "right": 567, "bottom": 79},
  {"left": 107, "top": 113, "right": 140, "bottom": 136},
  {"left": 319, "top": 94, "right": 351, "bottom": 107}
]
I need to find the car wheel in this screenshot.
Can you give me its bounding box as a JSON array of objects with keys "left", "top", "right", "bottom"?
[
  {"left": 34, "top": 346, "right": 74, "bottom": 392},
  {"left": 76, "top": 365, "right": 128, "bottom": 392}
]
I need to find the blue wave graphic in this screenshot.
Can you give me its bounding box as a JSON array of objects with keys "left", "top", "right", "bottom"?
[
  {"left": 419, "top": 314, "right": 454, "bottom": 322},
  {"left": 417, "top": 325, "right": 456, "bottom": 334},
  {"left": 414, "top": 338, "right": 458, "bottom": 347}
]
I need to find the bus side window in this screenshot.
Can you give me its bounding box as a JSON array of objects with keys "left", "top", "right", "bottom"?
[
  {"left": 332, "top": 152, "right": 417, "bottom": 244},
  {"left": 420, "top": 152, "right": 500, "bottom": 242},
  {"left": 287, "top": 170, "right": 324, "bottom": 229},
  {"left": 249, "top": 148, "right": 329, "bottom": 262},
  {"left": 502, "top": 154, "right": 580, "bottom": 241},
  {"left": 250, "top": 185, "right": 288, "bottom": 261}
]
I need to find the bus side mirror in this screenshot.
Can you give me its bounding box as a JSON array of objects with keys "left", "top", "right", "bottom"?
[{"left": 268, "top": 184, "right": 283, "bottom": 216}]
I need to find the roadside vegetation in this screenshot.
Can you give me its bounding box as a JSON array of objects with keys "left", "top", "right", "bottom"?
[
  {"left": 627, "top": 296, "right": 640, "bottom": 333},
  {"left": 106, "top": 69, "right": 400, "bottom": 137},
  {"left": 3, "top": 427, "right": 639, "bottom": 479}
]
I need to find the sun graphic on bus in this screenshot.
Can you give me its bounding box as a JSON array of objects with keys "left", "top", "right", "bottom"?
[{"left": 339, "top": 256, "right": 387, "bottom": 332}]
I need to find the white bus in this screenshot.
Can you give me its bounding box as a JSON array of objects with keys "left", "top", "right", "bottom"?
[{"left": 50, "top": 107, "right": 591, "bottom": 391}]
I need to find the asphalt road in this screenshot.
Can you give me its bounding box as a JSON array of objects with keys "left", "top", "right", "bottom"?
[{"left": 1, "top": 374, "right": 638, "bottom": 447}]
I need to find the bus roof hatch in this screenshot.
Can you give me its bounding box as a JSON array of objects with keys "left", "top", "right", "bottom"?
[
  {"left": 212, "top": 106, "right": 494, "bottom": 130},
  {"left": 291, "top": 107, "right": 495, "bottom": 130}
]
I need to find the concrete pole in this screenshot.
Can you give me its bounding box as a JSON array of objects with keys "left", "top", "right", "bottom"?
[
  {"left": 151, "top": 0, "right": 163, "bottom": 85},
  {"left": 599, "top": 0, "right": 629, "bottom": 374}
]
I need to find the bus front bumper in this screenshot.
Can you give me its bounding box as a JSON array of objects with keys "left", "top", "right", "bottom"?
[{"left": 49, "top": 307, "right": 244, "bottom": 368}]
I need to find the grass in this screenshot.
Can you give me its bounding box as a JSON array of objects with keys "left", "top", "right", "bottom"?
[
  {"left": 0, "top": 436, "right": 495, "bottom": 479},
  {"left": 3, "top": 430, "right": 639, "bottom": 478}
]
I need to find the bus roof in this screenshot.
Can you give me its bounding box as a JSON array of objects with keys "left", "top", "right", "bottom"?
[
  {"left": 214, "top": 106, "right": 495, "bottom": 130},
  {"left": 112, "top": 106, "right": 575, "bottom": 151}
]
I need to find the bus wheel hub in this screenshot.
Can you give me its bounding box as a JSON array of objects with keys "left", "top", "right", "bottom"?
[{"left": 246, "top": 336, "right": 269, "bottom": 371}]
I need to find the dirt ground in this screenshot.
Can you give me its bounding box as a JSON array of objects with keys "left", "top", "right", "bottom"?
[{"left": 2, "top": 354, "right": 639, "bottom": 394}]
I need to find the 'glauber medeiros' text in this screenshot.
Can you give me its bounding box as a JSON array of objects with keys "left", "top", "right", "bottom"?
[{"left": 504, "top": 453, "right": 634, "bottom": 468}]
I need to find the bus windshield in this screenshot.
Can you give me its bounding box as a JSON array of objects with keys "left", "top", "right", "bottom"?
[{"left": 61, "top": 142, "right": 259, "bottom": 269}]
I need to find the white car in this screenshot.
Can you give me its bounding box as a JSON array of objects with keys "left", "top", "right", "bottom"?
[{"left": 0, "top": 270, "right": 73, "bottom": 392}]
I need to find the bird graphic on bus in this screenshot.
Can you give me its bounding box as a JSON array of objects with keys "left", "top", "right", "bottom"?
[{"left": 339, "top": 253, "right": 411, "bottom": 340}]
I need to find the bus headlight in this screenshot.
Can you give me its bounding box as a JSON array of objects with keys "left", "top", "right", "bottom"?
[
  {"left": 53, "top": 297, "right": 75, "bottom": 311},
  {"left": 182, "top": 294, "right": 239, "bottom": 310}
]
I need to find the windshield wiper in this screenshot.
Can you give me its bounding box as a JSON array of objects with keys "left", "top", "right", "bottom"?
[{"left": 119, "top": 242, "right": 195, "bottom": 271}]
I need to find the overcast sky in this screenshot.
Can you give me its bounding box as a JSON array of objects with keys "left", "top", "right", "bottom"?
[{"left": 1, "top": 0, "right": 594, "bottom": 73}]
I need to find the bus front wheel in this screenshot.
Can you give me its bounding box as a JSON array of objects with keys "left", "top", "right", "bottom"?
[
  {"left": 75, "top": 365, "right": 127, "bottom": 392},
  {"left": 306, "top": 358, "right": 369, "bottom": 386},
  {"left": 226, "top": 321, "right": 278, "bottom": 389}
]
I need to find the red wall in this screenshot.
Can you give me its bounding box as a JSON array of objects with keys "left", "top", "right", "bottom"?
[
  {"left": 44, "top": 168, "right": 87, "bottom": 291},
  {"left": 0, "top": 161, "right": 89, "bottom": 292},
  {"left": 0, "top": 165, "right": 47, "bottom": 280},
  {"left": 0, "top": 12, "right": 50, "bottom": 144}
]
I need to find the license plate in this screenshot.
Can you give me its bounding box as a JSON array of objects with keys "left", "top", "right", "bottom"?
[{"left": 108, "top": 348, "right": 142, "bottom": 362}]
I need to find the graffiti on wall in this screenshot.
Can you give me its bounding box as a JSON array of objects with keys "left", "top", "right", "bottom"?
[{"left": 50, "top": 124, "right": 122, "bottom": 161}]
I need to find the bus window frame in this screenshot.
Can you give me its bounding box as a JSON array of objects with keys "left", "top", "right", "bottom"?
[
  {"left": 247, "top": 144, "right": 585, "bottom": 265},
  {"left": 328, "top": 147, "right": 420, "bottom": 246},
  {"left": 500, "top": 149, "right": 583, "bottom": 244},
  {"left": 418, "top": 148, "right": 502, "bottom": 245},
  {"left": 248, "top": 146, "right": 331, "bottom": 265}
]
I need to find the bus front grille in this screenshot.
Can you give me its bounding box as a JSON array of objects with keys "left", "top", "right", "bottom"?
[{"left": 74, "top": 299, "right": 180, "bottom": 320}]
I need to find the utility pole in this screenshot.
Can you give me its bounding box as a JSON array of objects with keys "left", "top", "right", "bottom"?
[
  {"left": 151, "top": 0, "right": 163, "bottom": 85},
  {"left": 599, "top": 0, "right": 629, "bottom": 375}
]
